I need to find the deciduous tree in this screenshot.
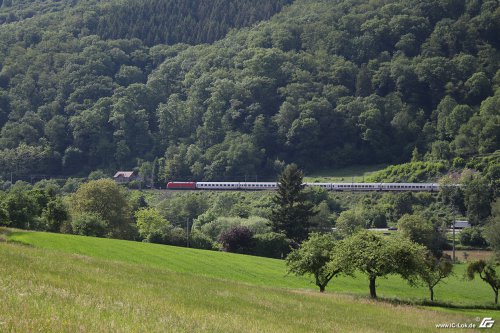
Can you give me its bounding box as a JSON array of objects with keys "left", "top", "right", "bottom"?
[
  {"left": 335, "top": 231, "right": 426, "bottom": 298},
  {"left": 70, "top": 179, "right": 131, "bottom": 238},
  {"left": 418, "top": 254, "right": 453, "bottom": 302},
  {"left": 286, "top": 233, "right": 345, "bottom": 292},
  {"left": 466, "top": 260, "right": 500, "bottom": 304}
]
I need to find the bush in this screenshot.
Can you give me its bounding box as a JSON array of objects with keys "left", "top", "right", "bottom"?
[
  {"left": 126, "top": 180, "right": 142, "bottom": 189},
  {"left": 240, "top": 216, "right": 272, "bottom": 235},
  {"left": 163, "top": 227, "right": 186, "bottom": 246},
  {"left": 200, "top": 217, "right": 240, "bottom": 241},
  {"left": 362, "top": 206, "right": 387, "bottom": 228},
  {"left": 367, "top": 161, "right": 447, "bottom": 182},
  {"left": 460, "top": 227, "right": 488, "bottom": 247},
  {"left": 219, "top": 225, "right": 254, "bottom": 254},
  {"left": 452, "top": 157, "right": 466, "bottom": 168},
  {"left": 71, "top": 213, "right": 108, "bottom": 237},
  {"left": 146, "top": 230, "right": 165, "bottom": 244},
  {"left": 135, "top": 207, "right": 171, "bottom": 241},
  {"left": 88, "top": 170, "right": 109, "bottom": 180},
  {"left": 0, "top": 207, "right": 9, "bottom": 226},
  {"left": 254, "top": 232, "right": 291, "bottom": 258},
  {"left": 0, "top": 181, "right": 12, "bottom": 191},
  {"left": 189, "top": 230, "right": 214, "bottom": 250},
  {"left": 70, "top": 179, "right": 131, "bottom": 238},
  {"left": 62, "top": 178, "right": 85, "bottom": 194},
  {"left": 192, "top": 210, "right": 218, "bottom": 229},
  {"left": 199, "top": 216, "right": 271, "bottom": 242},
  {"left": 60, "top": 220, "right": 73, "bottom": 234},
  {"left": 335, "top": 209, "right": 366, "bottom": 236},
  {"left": 41, "top": 198, "right": 69, "bottom": 232}
]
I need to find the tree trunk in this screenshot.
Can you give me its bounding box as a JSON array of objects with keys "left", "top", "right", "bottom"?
[
  {"left": 319, "top": 285, "right": 325, "bottom": 293},
  {"left": 430, "top": 287, "right": 434, "bottom": 302},
  {"left": 369, "top": 277, "right": 377, "bottom": 299},
  {"left": 495, "top": 290, "right": 498, "bottom": 305}
]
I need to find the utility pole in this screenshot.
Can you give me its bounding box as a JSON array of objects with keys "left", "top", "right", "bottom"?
[
  {"left": 186, "top": 218, "right": 190, "bottom": 248},
  {"left": 151, "top": 161, "right": 155, "bottom": 189},
  {"left": 452, "top": 221, "right": 456, "bottom": 263},
  {"left": 449, "top": 203, "right": 457, "bottom": 263}
]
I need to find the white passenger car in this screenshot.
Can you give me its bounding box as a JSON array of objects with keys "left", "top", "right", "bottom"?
[
  {"left": 196, "top": 182, "right": 241, "bottom": 190},
  {"left": 239, "top": 182, "right": 278, "bottom": 190}
]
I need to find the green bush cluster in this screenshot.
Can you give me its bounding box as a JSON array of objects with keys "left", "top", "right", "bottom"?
[
  {"left": 460, "top": 227, "right": 488, "bottom": 248},
  {"left": 367, "top": 161, "right": 448, "bottom": 182}
]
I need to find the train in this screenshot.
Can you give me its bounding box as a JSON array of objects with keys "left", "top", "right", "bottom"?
[{"left": 166, "top": 181, "right": 441, "bottom": 192}]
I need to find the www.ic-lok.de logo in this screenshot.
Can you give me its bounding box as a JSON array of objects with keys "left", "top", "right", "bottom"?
[{"left": 479, "top": 318, "right": 495, "bottom": 329}]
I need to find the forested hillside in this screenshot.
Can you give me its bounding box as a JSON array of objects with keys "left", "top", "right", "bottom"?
[
  {"left": 93, "top": 0, "right": 292, "bottom": 45},
  {"left": 0, "top": 0, "right": 498, "bottom": 182}
]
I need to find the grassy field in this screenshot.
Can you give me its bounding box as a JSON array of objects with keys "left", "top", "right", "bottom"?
[
  {"left": 2, "top": 229, "right": 499, "bottom": 332},
  {"left": 5, "top": 231, "right": 500, "bottom": 306},
  {"left": 304, "top": 164, "right": 388, "bottom": 183},
  {"left": 0, "top": 241, "right": 487, "bottom": 333}
]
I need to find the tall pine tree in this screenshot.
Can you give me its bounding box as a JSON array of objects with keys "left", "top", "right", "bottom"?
[{"left": 270, "top": 164, "right": 316, "bottom": 243}]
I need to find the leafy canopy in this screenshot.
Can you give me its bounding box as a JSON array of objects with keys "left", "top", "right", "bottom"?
[{"left": 286, "top": 233, "right": 346, "bottom": 292}]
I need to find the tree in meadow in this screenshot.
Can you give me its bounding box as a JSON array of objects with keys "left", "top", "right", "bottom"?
[{"left": 286, "top": 232, "right": 347, "bottom": 292}]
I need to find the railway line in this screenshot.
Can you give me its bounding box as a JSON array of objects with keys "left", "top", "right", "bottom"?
[{"left": 166, "top": 181, "right": 442, "bottom": 192}]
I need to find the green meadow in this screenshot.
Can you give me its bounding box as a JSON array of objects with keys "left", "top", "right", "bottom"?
[
  {"left": 1, "top": 229, "right": 499, "bottom": 332},
  {"left": 304, "top": 165, "right": 388, "bottom": 183}
]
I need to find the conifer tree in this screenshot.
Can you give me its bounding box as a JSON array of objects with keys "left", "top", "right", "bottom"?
[{"left": 270, "top": 164, "right": 316, "bottom": 243}]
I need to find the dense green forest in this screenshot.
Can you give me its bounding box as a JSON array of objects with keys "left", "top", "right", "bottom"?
[
  {"left": 0, "top": 0, "right": 498, "bottom": 182},
  {"left": 93, "top": 0, "right": 292, "bottom": 45}
]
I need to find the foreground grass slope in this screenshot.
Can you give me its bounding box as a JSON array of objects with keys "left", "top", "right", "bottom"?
[
  {"left": 0, "top": 240, "right": 491, "bottom": 332},
  {"left": 6, "top": 230, "right": 498, "bottom": 311}
]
